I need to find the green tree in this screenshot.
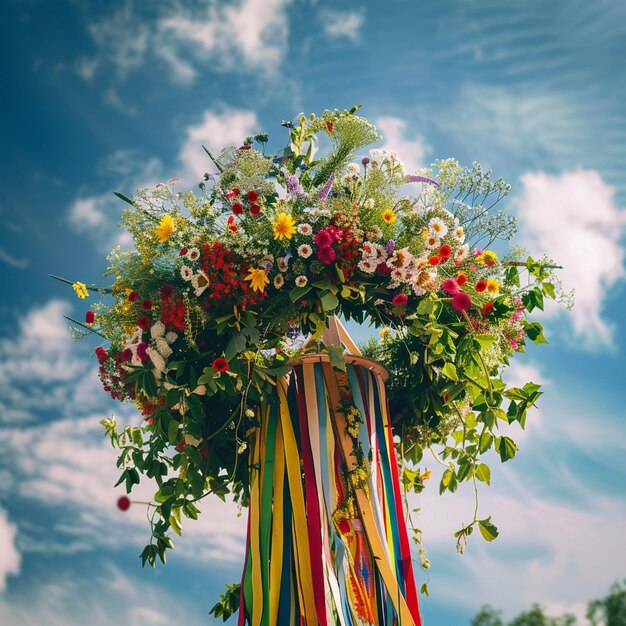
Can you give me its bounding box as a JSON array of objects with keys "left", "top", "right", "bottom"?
[
  {"left": 587, "top": 580, "right": 626, "bottom": 626},
  {"left": 471, "top": 605, "right": 504, "bottom": 626}
]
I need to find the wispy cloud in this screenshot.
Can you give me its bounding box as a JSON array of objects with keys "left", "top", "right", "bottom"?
[
  {"left": 319, "top": 9, "right": 366, "bottom": 43},
  {"left": 0, "top": 508, "right": 20, "bottom": 591},
  {"left": 375, "top": 116, "right": 429, "bottom": 172},
  {"left": 0, "top": 247, "right": 28, "bottom": 269}
]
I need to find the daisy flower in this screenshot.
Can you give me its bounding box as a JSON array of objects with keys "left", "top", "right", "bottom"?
[
  {"left": 181, "top": 266, "right": 193, "bottom": 281},
  {"left": 382, "top": 208, "right": 397, "bottom": 224},
  {"left": 273, "top": 212, "right": 297, "bottom": 241},
  {"left": 154, "top": 214, "right": 175, "bottom": 243},
  {"left": 358, "top": 259, "right": 377, "bottom": 274},
  {"left": 425, "top": 235, "right": 441, "bottom": 249},
  {"left": 297, "top": 223, "right": 312, "bottom": 236},
  {"left": 486, "top": 278, "right": 500, "bottom": 294},
  {"left": 295, "top": 275, "right": 308, "bottom": 287},
  {"left": 454, "top": 244, "right": 470, "bottom": 263},
  {"left": 187, "top": 247, "right": 200, "bottom": 262},
  {"left": 298, "top": 244, "right": 313, "bottom": 259},
  {"left": 364, "top": 198, "right": 375, "bottom": 209},
  {"left": 428, "top": 217, "right": 448, "bottom": 238},
  {"left": 347, "top": 163, "right": 360, "bottom": 175},
  {"left": 453, "top": 226, "right": 465, "bottom": 243}
]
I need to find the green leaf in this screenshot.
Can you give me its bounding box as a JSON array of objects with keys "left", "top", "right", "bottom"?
[
  {"left": 289, "top": 285, "right": 312, "bottom": 302},
  {"left": 497, "top": 436, "right": 518, "bottom": 462},
  {"left": 167, "top": 420, "right": 179, "bottom": 444},
  {"left": 113, "top": 191, "right": 135, "bottom": 206},
  {"left": 477, "top": 517, "right": 499, "bottom": 542},
  {"left": 479, "top": 432, "right": 493, "bottom": 453},
  {"left": 475, "top": 334, "right": 496, "bottom": 350},
  {"left": 420, "top": 583, "right": 429, "bottom": 597},
  {"left": 441, "top": 362, "right": 459, "bottom": 381},
  {"left": 320, "top": 291, "right": 339, "bottom": 311},
  {"left": 475, "top": 463, "right": 491, "bottom": 485},
  {"left": 225, "top": 333, "right": 246, "bottom": 361},
  {"left": 327, "top": 344, "right": 346, "bottom": 372}
]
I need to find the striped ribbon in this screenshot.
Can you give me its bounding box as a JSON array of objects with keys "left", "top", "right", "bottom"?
[{"left": 238, "top": 356, "right": 421, "bottom": 626}]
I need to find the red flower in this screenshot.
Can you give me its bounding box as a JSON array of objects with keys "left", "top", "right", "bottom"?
[
  {"left": 137, "top": 316, "right": 151, "bottom": 330},
  {"left": 376, "top": 263, "right": 392, "bottom": 275},
  {"left": 429, "top": 255, "right": 442, "bottom": 266},
  {"left": 121, "top": 348, "right": 133, "bottom": 362},
  {"left": 232, "top": 202, "right": 244, "bottom": 215},
  {"left": 136, "top": 342, "right": 149, "bottom": 362},
  {"left": 128, "top": 290, "right": 139, "bottom": 302},
  {"left": 175, "top": 440, "right": 187, "bottom": 453},
  {"left": 456, "top": 272, "right": 467, "bottom": 286},
  {"left": 85, "top": 310, "right": 95, "bottom": 324},
  {"left": 326, "top": 121, "right": 334, "bottom": 134},
  {"left": 452, "top": 292, "right": 472, "bottom": 312},
  {"left": 249, "top": 203, "right": 261, "bottom": 215},
  {"left": 95, "top": 346, "right": 108, "bottom": 363},
  {"left": 117, "top": 496, "right": 131, "bottom": 512},
  {"left": 212, "top": 357, "right": 229, "bottom": 373},
  {"left": 439, "top": 244, "right": 452, "bottom": 258},
  {"left": 247, "top": 190, "right": 259, "bottom": 203},
  {"left": 482, "top": 301, "right": 495, "bottom": 316},
  {"left": 179, "top": 247, "right": 188, "bottom": 256},
  {"left": 317, "top": 245, "right": 336, "bottom": 264},
  {"left": 475, "top": 280, "right": 487, "bottom": 293},
  {"left": 232, "top": 188, "right": 240, "bottom": 197},
  {"left": 160, "top": 284, "right": 174, "bottom": 302},
  {"left": 392, "top": 293, "right": 408, "bottom": 307},
  {"left": 314, "top": 229, "right": 333, "bottom": 248},
  {"left": 141, "top": 300, "right": 153, "bottom": 311}
]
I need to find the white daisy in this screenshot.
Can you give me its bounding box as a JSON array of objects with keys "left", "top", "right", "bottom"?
[
  {"left": 364, "top": 198, "right": 375, "bottom": 210},
  {"left": 298, "top": 244, "right": 313, "bottom": 259},
  {"left": 425, "top": 234, "right": 441, "bottom": 249},
  {"left": 181, "top": 265, "right": 193, "bottom": 281},
  {"left": 454, "top": 244, "right": 470, "bottom": 262},
  {"left": 187, "top": 247, "right": 200, "bottom": 262},
  {"left": 428, "top": 217, "right": 448, "bottom": 238},
  {"left": 297, "top": 223, "right": 312, "bottom": 236},
  {"left": 453, "top": 226, "right": 465, "bottom": 243},
  {"left": 347, "top": 163, "right": 360, "bottom": 175},
  {"left": 358, "top": 259, "right": 377, "bottom": 274},
  {"left": 295, "top": 275, "right": 308, "bottom": 287}
]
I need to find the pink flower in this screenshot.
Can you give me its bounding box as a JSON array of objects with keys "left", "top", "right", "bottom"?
[
  {"left": 442, "top": 279, "right": 459, "bottom": 295},
  {"left": 317, "top": 245, "right": 336, "bottom": 264},
  {"left": 314, "top": 229, "right": 333, "bottom": 248},
  {"left": 452, "top": 292, "right": 472, "bottom": 312}
]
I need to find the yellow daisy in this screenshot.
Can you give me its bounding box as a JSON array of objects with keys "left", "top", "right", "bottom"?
[
  {"left": 154, "top": 214, "right": 175, "bottom": 243},
  {"left": 476, "top": 250, "right": 499, "bottom": 266},
  {"left": 382, "top": 208, "right": 397, "bottom": 224},
  {"left": 244, "top": 267, "right": 269, "bottom": 293},
  {"left": 272, "top": 212, "right": 297, "bottom": 240},
  {"left": 486, "top": 279, "right": 500, "bottom": 294}
]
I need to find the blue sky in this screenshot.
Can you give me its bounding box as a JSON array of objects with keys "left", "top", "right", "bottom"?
[{"left": 1, "top": 1, "right": 625, "bottom": 624}]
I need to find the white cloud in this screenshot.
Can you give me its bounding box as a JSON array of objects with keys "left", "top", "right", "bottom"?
[
  {"left": 178, "top": 108, "right": 260, "bottom": 181},
  {"left": 375, "top": 116, "right": 428, "bottom": 172},
  {"left": 0, "top": 508, "right": 20, "bottom": 591},
  {"left": 158, "top": 0, "right": 291, "bottom": 78},
  {"left": 0, "top": 247, "right": 28, "bottom": 269},
  {"left": 515, "top": 170, "right": 626, "bottom": 348},
  {"left": 415, "top": 465, "right": 626, "bottom": 621},
  {"left": 319, "top": 9, "right": 365, "bottom": 43},
  {"left": 0, "top": 563, "right": 207, "bottom": 626}
]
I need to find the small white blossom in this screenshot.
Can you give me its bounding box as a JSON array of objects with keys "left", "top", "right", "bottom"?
[
  {"left": 297, "top": 223, "right": 312, "bottom": 236},
  {"left": 181, "top": 266, "right": 193, "bottom": 281},
  {"left": 364, "top": 198, "right": 375, "bottom": 210},
  {"left": 295, "top": 275, "right": 308, "bottom": 287},
  {"left": 187, "top": 247, "right": 200, "bottom": 262},
  {"left": 298, "top": 244, "right": 313, "bottom": 259},
  {"left": 428, "top": 217, "right": 448, "bottom": 238}
]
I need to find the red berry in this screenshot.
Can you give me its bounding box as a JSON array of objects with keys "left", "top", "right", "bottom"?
[
  {"left": 117, "top": 496, "right": 131, "bottom": 511},
  {"left": 85, "top": 310, "right": 95, "bottom": 324}
]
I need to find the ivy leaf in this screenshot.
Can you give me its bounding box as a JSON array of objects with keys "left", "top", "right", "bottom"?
[
  {"left": 475, "top": 463, "right": 491, "bottom": 485},
  {"left": 477, "top": 517, "right": 499, "bottom": 542}
]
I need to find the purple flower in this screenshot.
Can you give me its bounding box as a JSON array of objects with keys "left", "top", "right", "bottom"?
[
  {"left": 406, "top": 174, "right": 440, "bottom": 187},
  {"left": 317, "top": 173, "right": 335, "bottom": 203},
  {"left": 285, "top": 172, "right": 310, "bottom": 201},
  {"left": 362, "top": 157, "right": 370, "bottom": 166},
  {"left": 386, "top": 239, "right": 396, "bottom": 254}
]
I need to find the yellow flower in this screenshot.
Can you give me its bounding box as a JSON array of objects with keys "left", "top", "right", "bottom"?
[
  {"left": 244, "top": 267, "right": 269, "bottom": 293},
  {"left": 379, "top": 327, "right": 391, "bottom": 339},
  {"left": 476, "top": 250, "right": 498, "bottom": 266},
  {"left": 382, "top": 208, "right": 397, "bottom": 224},
  {"left": 154, "top": 214, "right": 175, "bottom": 243},
  {"left": 72, "top": 282, "right": 89, "bottom": 299},
  {"left": 486, "top": 279, "right": 500, "bottom": 294},
  {"left": 420, "top": 469, "right": 432, "bottom": 481},
  {"left": 421, "top": 227, "right": 429, "bottom": 239},
  {"left": 273, "top": 212, "right": 297, "bottom": 240}
]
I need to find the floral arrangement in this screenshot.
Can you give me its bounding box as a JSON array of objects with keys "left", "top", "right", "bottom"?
[{"left": 59, "top": 106, "right": 567, "bottom": 578}]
